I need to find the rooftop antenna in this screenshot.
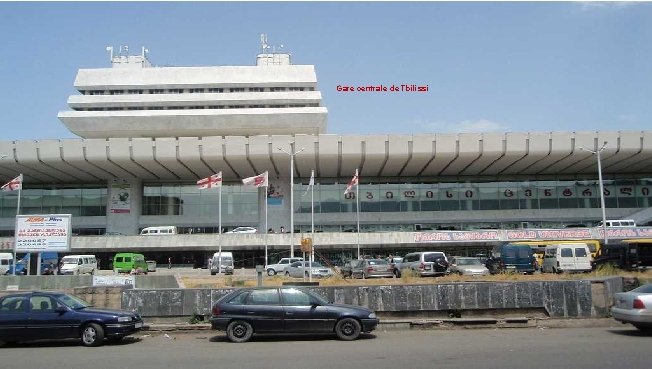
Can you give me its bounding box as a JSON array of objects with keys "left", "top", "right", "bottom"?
[
  {"left": 260, "top": 33, "right": 268, "bottom": 54},
  {"left": 105, "top": 46, "right": 114, "bottom": 61}
]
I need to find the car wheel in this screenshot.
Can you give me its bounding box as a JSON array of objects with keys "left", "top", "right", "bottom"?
[
  {"left": 335, "top": 318, "right": 361, "bottom": 341},
  {"left": 81, "top": 323, "right": 105, "bottom": 347},
  {"left": 267, "top": 269, "right": 276, "bottom": 276},
  {"left": 226, "top": 320, "right": 254, "bottom": 343}
]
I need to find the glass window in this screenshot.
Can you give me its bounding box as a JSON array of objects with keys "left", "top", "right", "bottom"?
[
  {"left": 281, "top": 288, "right": 313, "bottom": 306},
  {"left": 561, "top": 248, "right": 573, "bottom": 257},
  {"left": 246, "top": 289, "right": 280, "bottom": 305}
]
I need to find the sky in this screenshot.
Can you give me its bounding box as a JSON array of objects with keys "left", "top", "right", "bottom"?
[{"left": 0, "top": 1, "right": 651, "bottom": 140}]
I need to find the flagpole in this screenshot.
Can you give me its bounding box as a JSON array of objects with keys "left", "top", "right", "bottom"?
[
  {"left": 265, "top": 181, "right": 268, "bottom": 267},
  {"left": 218, "top": 179, "right": 222, "bottom": 274},
  {"left": 310, "top": 170, "right": 314, "bottom": 282},
  {"left": 13, "top": 175, "right": 22, "bottom": 276},
  {"left": 356, "top": 169, "right": 360, "bottom": 259}
]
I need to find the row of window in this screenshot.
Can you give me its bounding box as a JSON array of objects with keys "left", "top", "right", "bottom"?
[
  {"left": 82, "top": 86, "right": 315, "bottom": 95},
  {"left": 78, "top": 104, "right": 320, "bottom": 111}
]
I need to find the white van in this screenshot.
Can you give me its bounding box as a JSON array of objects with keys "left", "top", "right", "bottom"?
[
  {"left": 542, "top": 243, "right": 592, "bottom": 273},
  {"left": 140, "top": 226, "right": 178, "bottom": 235},
  {"left": 210, "top": 252, "right": 234, "bottom": 275},
  {"left": 0, "top": 253, "right": 13, "bottom": 275},
  {"left": 59, "top": 254, "right": 97, "bottom": 275},
  {"left": 598, "top": 219, "right": 637, "bottom": 228}
]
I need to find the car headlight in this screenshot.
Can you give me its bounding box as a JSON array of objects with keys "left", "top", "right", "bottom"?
[
  {"left": 117, "top": 316, "right": 132, "bottom": 322},
  {"left": 368, "top": 313, "right": 377, "bottom": 319}
]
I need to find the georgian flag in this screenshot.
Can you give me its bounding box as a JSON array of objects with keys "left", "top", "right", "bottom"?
[
  {"left": 197, "top": 172, "right": 222, "bottom": 189},
  {"left": 302, "top": 170, "right": 315, "bottom": 197},
  {"left": 344, "top": 169, "right": 359, "bottom": 195},
  {"left": 242, "top": 171, "right": 268, "bottom": 188},
  {"left": 1, "top": 174, "right": 22, "bottom": 192}
]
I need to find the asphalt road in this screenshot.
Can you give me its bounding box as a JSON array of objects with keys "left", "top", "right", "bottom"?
[{"left": 2, "top": 327, "right": 650, "bottom": 369}]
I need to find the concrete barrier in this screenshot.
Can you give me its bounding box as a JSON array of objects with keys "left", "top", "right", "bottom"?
[
  {"left": 122, "top": 278, "right": 623, "bottom": 319},
  {"left": 0, "top": 274, "right": 179, "bottom": 290}
]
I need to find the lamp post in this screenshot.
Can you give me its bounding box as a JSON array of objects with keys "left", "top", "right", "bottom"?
[
  {"left": 277, "top": 146, "right": 305, "bottom": 257},
  {"left": 579, "top": 141, "right": 608, "bottom": 245}
]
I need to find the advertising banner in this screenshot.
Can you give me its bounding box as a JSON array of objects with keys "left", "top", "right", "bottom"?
[
  {"left": 110, "top": 183, "right": 131, "bottom": 213},
  {"left": 414, "top": 230, "right": 501, "bottom": 243},
  {"left": 14, "top": 214, "right": 72, "bottom": 252}
]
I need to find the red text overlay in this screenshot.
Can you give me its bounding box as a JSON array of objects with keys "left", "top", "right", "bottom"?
[{"left": 336, "top": 84, "right": 429, "bottom": 93}]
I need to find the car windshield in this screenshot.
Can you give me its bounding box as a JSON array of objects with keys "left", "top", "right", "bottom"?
[
  {"left": 457, "top": 258, "right": 482, "bottom": 266},
  {"left": 57, "top": 294, "right": 90, "bottom": 309},
  {"left": 632, "top": 284, "right": 652, "bottom": 294},
  {"left": 61, "top": 258, "right": 77, "bottom": 264},
  {"left": 424, "top": 253, "right": 444, "bottom": 262},
  {"left": 367, "top": 259, "right": 388, "bottom": 265}
]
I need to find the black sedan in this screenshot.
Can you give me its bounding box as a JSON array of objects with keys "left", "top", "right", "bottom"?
[
  {"left": 210, "top": 287, "right": 379, "bottom": 342},
  {"left": 0, "top": 291, "right": 143, "bottom": 347}
]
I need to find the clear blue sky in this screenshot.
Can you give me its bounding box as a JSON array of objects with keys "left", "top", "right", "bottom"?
[{"left": 1, "top": 1, "right": 651, "bottom": 140}]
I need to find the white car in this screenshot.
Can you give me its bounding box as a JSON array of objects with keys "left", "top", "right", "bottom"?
[
  {"left": 285, "top": 261, "right": 333, "bottom": 278},
  {"left": 264, "top": 257, "right": 303, "bottom": 276},
  {"left": 225, "top": 227, "right": 257, "bottom": 234}
]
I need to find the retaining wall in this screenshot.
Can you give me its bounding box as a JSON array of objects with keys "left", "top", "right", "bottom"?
[
  {"left": 122, "top": 278, "right": 623, "bottom": 319},
  {"left": 0, "top": 275, "right": 179, "bottom": 290}
]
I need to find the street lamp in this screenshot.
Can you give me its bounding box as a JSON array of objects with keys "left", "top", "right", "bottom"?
[
  {"left": 277, "top": 146, "right": 305, "bottom": 257},
  {"left": 579, "top": 141, "right": 608, "bottom": 245}
]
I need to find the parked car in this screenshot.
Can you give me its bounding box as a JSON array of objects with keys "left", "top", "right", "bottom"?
[
  {"left": 264, "top": 257, "right": 303, "bottom": 276},
  {"left": 486, "top": 244, "right": 536, "bottom": 274},
  {"left": 396, "top": 251, "right": 449, "bottom": 277},
  {"left": 146, "top": 260, "right": 157, "bottom": 272},
  {"left": 0, "top": 291, "right": 143, "bottom": 347},
  {"left": 449, "top": 256, "right": 490, "bottom": 276},
  {"left": 225, "top": 227, "right": 257, "bottom": 234},
  {"left": 611, "top": 282, "right": 652, "bottom": 331},
  {"left": 59, "top": 255, "right": 97, "bottom": 275},
  {"left": 210, "top": 287, "right": 379, "bottom": 342},
  {"left": 285, "top": 261, "right": 333, "bottom": 278},
  {"left": 340, "top": 259, "right": 363, "bottom": 279},
  {"left": 355, "top": 259, "right": 395, "bottom": 279}
]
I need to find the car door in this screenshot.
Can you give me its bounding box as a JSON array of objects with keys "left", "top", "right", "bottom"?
[
  {"left": 281, "top": 288, "right": 336, "bottom": 332},
  {"left": 0, "top": 295, "right": 29, "bottom": 342},
  {"left": 27, "top": 295, "right": 78, "bottom": 340},
  {"left": 243, "top": 289, "right": 285, "bottom": 332}
]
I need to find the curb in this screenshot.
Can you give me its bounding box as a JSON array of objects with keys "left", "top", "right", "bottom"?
[{"left": 143, "top": 317, "right": 622, "bottom": 332}]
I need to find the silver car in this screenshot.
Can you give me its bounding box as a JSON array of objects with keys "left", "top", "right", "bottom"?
[
  {"left": 611, "top": 282, "right": 652, "bottom": 331},
  {"left": 449, "top": 257, "right": 490, "bottom": 276},
  {"left": 285, "top": 261, "right": 333, "bottom": 278},
  {"left": 355, "top": 259, "right": 395, "bottom": 279}
]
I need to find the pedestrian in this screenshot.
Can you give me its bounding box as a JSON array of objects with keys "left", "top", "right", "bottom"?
[
  {"left": 280, "top": 226, "right": 286, "bottom": 233},
  {"left": 168, "top": 256, "right": 172, "bottom": 269}
]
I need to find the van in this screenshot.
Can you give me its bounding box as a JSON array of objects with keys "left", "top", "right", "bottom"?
[
  {"left": 486, "top": 244, "right": 536, "bottom": 274},
  {"left": 140, "top": 226, "right": 178, "bottom": 235},
  {"left": 210, "top": 252, "right": 234, "bottom": 275},
  {"left": 113, "top": 253, "right": 148, "bottom": 274},
  {"left": 598, "top": 219, "right": 637, "bottom": 228},
  {"left": 59, "top": 255, "right": 97, "bottom": 275},
  {"left": 542, "top": 243, "right": 592, "bottom": 273},
  {"left": 0, "top": 253, "right": 13, "bottom": 275},
  {"left": 396, "top": 251, "right": 449, "bottom": 277}
]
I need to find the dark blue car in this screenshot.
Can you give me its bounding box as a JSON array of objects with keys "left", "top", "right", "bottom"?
[
  {"left": 210, "top": 287, "right": 379, "bottom": 342},
  {"left": 0, "top": 291, "right": 143, "bottom": 346}
]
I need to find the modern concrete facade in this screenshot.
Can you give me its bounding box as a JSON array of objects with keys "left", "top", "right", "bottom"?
[{"left": 1, "top": 46, "right": 652, "bottom": 267}]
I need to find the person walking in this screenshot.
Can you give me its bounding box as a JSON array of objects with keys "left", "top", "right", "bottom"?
[{"left": 168, "top": 257, "right": 172, "bottom": 269}]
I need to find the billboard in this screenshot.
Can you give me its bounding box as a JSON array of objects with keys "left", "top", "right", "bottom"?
[{"left": 14, "top": 214, "right": 72, "bottom": 252}]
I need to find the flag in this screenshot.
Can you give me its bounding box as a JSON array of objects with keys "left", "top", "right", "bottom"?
[
  {"left": 344, "top": 169, "right": 358, "bottom": 195},
  {"left": 1, "top": 174, "right": 22, "bottom": 192},
  {"left": 197, "top": 172, "right": 222, "bottom": 189},
  {"left": 242, "top": 171, "right": 268, "bottom": 188},
  {"left": 302, "top": 170, "right": 315, "bottom": 197}
]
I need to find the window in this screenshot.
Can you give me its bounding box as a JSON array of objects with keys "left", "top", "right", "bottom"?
[
  {"left": 561, "top": 248, "right": 573, "bottom": 257},
  {"left": 289, "top": 104, "right": 306, "bottom": 108},
  {"left": 149, "top": 89, "right": 164, "bottom": 94},
  {"left": 109, "top": 90, "right": 124, "bottom": 95},
  {"left": 227, "top": 105, "right": 244, "bottom": 109},
  {"left": 575, "top": 248, "right": 587, "bottom": 257},
  {"left": 189, "top": 88, "right": 205, "bottom": 93},
  {"left": 246, "top": 289, "right": 280, "bottom": 305},
  {"left": 269, "top": 87, "right": 286, "bottom": 92},
  {"left": 0, "top": 296, "right": 28, "bottom": 313},
  {"left": 208, "top": 105, "right": 224, "bottom": 109},
  {"left": 208, "top": 88, "right": 224, "bottom": 93},
  {"left": 188, "top": 106, "right": 204, "bottom": 109},
  {"left": 168, "top": 89, "right": 184, "bottom": 94},
  {"left": 89, "top": 90, "right": 105, "bottom": 95},
  {"left": 30, "top": 296, "right": 55, "bottom": 312},
  {"left": 229, "top": 88, "right": 245, "bottom": 93},
  {"left": 128, "top": 89, "right": 143, "bottom": 94},
  {"left": 281, "top": 288, "right": 312, "bottom": 306},
  {"left": 248, "top": 105, "right": 264, "bottom": 108},
  {"left": 248, "top": 87, "right": 264, "bottom": 92},
  {"left": 269, "top": 105, "right": 286, "bottom": 108},
  {"left": 227, "top": 292, "right": 249, "bottom": 305},
  {"left": 288, "top": 87, "right": 305, "bottom": 91}
]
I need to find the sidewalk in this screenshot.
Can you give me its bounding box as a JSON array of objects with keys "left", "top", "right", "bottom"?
[{"left": 143, "top": 317, "right": 623, "bottom": 332}]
